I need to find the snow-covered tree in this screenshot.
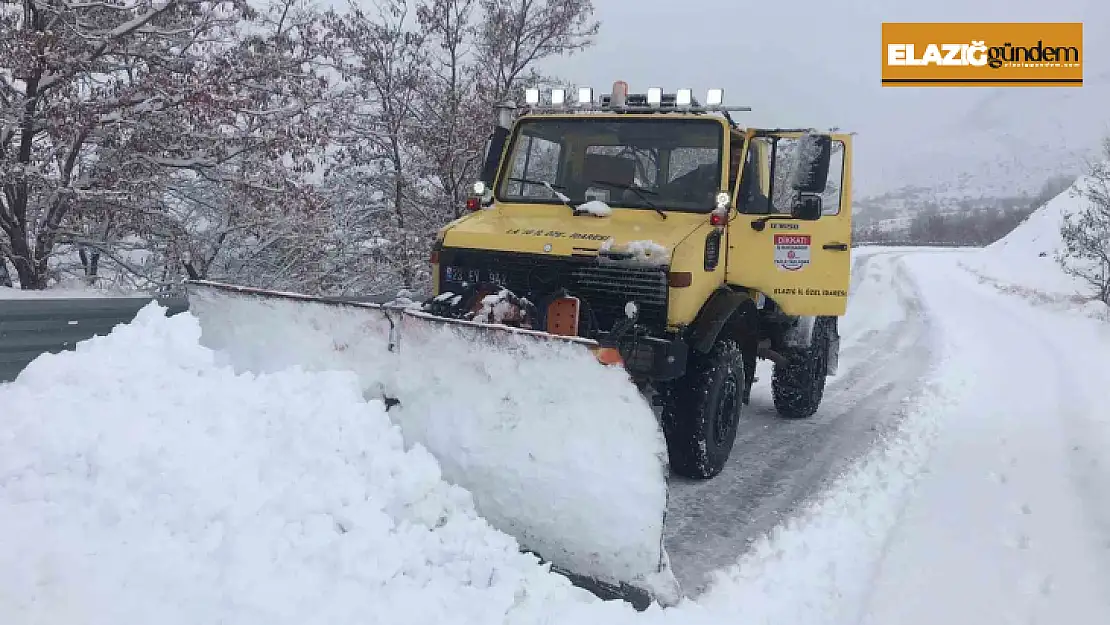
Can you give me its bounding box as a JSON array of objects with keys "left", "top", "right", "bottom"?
[
  {"left": 0, "top": 0, "right": 333, "bottom": 289},
  {"left": 1, "top": 0, "right": 600, "bottom": 294},
  {"left": 320, "top": 0, "right": 432, "bottom": 293},
  {"left": 473, "top": 0, "right": 597, "bottom": 105},
  {"left": 310, "top": 0, "right": 599, "bottom": 297},
  {"left": 1059, "top": 138, "right": 1110, "bottom": 304}
]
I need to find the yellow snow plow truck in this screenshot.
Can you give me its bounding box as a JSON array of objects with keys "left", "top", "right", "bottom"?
[{"left": 182, "top": 82, "right": 852, "bottom": 610}]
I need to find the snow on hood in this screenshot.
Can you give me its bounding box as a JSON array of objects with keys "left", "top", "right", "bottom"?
[
  {"left": 599, "top": 238, "right": 671, "bottom": 267},
  {"left": 577, "top": 199, "right": 614, "bottom": 217}
]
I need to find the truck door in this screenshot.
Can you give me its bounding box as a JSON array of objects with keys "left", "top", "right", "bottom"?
[{"left": 726, "top": 131, "right": 852, "bottom": 317}]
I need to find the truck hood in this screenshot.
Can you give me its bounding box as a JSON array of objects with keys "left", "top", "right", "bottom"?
[{"left": 440, "top": 204, "right": 708, "bottom": 260}]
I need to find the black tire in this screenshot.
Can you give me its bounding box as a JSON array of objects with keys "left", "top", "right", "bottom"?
[
  {"left": 659, "top": 339, "right": 746, "bottom": 479},
  {"left": 771, "top": 317, "right": 833, "bottom": 419}
]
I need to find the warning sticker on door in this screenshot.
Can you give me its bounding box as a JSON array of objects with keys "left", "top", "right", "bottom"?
[{"left": 773, "top": 234, "right": 811, "bottom": 271}]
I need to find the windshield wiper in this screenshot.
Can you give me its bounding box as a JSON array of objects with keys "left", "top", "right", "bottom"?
[
  {"left": 541, "top": 180, "right": 575, "bottom": 206},
  {"left": 506, "top": 177, "right": 578, "bottom": 212},
  {"left": 592, "top": 179, "right": 666, "bottom": 220}
]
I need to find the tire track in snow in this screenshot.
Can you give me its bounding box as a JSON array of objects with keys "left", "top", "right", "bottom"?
[{"left": 663, "top": 251, "right": 938, "bottom": 595}]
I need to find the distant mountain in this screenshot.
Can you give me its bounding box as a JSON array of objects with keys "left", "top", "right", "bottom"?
[{"left": 854, "top": 72, "right": 1110, "bottom": 238}]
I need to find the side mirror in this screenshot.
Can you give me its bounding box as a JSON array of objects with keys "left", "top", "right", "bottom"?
[
  {"left": 479, "top": 126, "right": 510, "bottom": 185},
  {"left": 792, "top": 193, "right": 822, "bottom": 220},
  {"left": 790, "top": 133, "right": 832, "bottom": 194}
]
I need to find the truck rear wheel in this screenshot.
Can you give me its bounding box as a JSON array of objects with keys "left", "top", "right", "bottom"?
[
  {"left": 659, "top": 339, "right": 745, "bottom": 479},
  {"left": 771, "top": 317, "right": 833, "bottom": 419}
]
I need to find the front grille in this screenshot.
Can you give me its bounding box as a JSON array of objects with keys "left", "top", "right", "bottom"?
[{"left": 439, "top": 248, "right": 668, "bottom": 335}]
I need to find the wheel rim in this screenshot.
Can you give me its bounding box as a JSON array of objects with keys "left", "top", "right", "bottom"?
[{"left": 713, "top": 375, "right": 740, "bottom": 446}]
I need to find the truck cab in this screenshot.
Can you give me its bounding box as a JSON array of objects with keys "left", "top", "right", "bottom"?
[{"left": 426, "top": 82, "right": 853, "bottom": 479}]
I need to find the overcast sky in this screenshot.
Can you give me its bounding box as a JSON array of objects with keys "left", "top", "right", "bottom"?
[{"left": 539, "top": 0, "right": 1109, "bottom": 195}]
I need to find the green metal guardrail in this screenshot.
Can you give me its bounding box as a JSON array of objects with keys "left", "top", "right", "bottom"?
[
  {"left": 0, "top": 293, "right": 404, "bottom": 383},
  {"left": 0, "top": 296, "right": 189, "bottom": 383}
]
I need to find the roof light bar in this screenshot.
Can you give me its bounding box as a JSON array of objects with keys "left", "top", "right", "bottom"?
[{"left": 519, "top": 83, "right": 750, "bottom": 113}]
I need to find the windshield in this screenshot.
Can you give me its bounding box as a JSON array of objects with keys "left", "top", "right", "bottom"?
[{"left": 495, "top": 117, "right": 725, "bottom": 213}]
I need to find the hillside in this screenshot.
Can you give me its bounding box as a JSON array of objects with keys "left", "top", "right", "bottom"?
[
  {"left": 853, "top": 174, "right": 1075, "bottom": 246},
  {"left": 854, "top": 73, "right": 1110, "bottom": 241},
  {"left": 958, "top": 170, "right": 1110, "bottom": 317}
]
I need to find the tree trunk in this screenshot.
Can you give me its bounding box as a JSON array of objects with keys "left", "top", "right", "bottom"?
[
  {"left": 79, "top": 247, "right": 101, "bottom": 284},
  {"left": 7, "top": 229, "right": 49, "bottom": 289}
]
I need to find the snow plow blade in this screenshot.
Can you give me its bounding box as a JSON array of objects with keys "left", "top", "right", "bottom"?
[{"left": 182, "top": 279, "right": 680, "bottom": 609}]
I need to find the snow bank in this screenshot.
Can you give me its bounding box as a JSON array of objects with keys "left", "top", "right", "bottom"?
[
  {"left": 954, "top": 173, "right": 1101, "bottom": 306},
  {"left": 0, "top": 303, "right": 611, "bottom": 625},
  {"left": 183, "top": 285, "right": 676, "bottom": 598},
  {"left": 959, "top": 172, "right": 1109, "bottom": 319}
]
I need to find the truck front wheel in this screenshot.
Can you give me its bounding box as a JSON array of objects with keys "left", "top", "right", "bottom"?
[
  {"left": 771, "top": 316, "right": 834, "bottom": 419},
  {"left": 659, "top": 339, "right": 745, "bottom": 479}
]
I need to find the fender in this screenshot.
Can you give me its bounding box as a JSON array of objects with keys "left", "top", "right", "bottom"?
[{"left": 688, "top": 287, "right": 756, "bottom": 354}]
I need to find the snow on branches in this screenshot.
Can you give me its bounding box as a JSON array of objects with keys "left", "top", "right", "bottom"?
[
  {"left": 0, "top": 0, "right": 599, "bottom": 295},
  {"left": 0, "top": 0, "right": 333, "bottom": 289}
]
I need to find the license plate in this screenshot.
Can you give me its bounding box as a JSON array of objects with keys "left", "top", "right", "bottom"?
[{"left": 445, "top": 266, "right": 507, "bottom": 287}]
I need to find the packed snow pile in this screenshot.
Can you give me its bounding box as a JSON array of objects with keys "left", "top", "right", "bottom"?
[
  {"left": 960, "top": 171, "right": 1109, "bottom": 318},
  {"left": 183, "top": 284, "right": 676, "bottom": 598},
  {"left": 0, "top": 303, "right": 619, "bottom": 624}
]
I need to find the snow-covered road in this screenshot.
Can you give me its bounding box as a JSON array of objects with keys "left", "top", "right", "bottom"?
[
  {"left": 666, "top": 248, "right": 941, "bottom": 593},
  {"left": 858, "top": 250, "right": 1110, "bottom": 624},
  {"left": 689, "top": 245, "right": 1110, "bottom": 625}
]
